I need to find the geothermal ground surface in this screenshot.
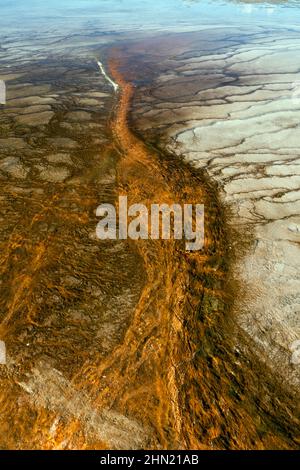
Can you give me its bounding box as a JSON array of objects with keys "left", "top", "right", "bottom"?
[{"left": 0, "top": 2, "right": 299, "bottom": 450}]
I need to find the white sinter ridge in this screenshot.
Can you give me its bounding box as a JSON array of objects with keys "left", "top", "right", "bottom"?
[{"left": 97, "top": 60, "right": 119, "bottom": 93}]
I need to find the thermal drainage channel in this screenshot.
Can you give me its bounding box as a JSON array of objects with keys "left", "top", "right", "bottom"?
[{"left": 88, "top": 51, "right": 300, "bottom": 450}]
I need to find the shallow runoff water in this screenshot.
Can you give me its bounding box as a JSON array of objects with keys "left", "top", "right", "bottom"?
[{"left": 1, "top": 1, "right": 300, "bottom": 35}]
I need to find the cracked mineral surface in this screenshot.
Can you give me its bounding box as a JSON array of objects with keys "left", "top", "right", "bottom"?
[{"left": 130, "top": 27, "right": 300, "bottom": 389}]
